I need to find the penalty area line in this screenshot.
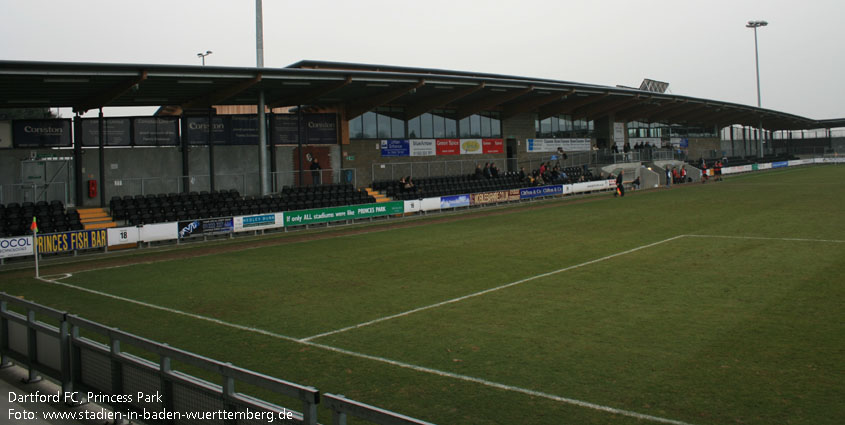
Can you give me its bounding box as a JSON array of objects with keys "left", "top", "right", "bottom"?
[{"left": 36, "top": 274, "right": 695, "bottom": 425}]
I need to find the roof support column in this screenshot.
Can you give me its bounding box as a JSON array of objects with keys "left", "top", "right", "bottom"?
[
  {"left": 72, "top": 114, "right": 83, "bottom": 207},
  {"left": 258, "top": 91, "right": 269, "bottom": 195},
  {"left": 180, "top": 115, "right": 190, "bottom": 194},
  {"left": 268, "top": 110, "right": 277, "bottom": 193},
  {"left": 208, "top": 108, "right": 215, "bottom": 192},
  {"left": 98, "top": 108, "right": 106, "bottom": 208}
]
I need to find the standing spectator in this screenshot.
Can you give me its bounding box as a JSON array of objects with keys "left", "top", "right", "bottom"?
[
  {"left": 672, "top": 167, "right": 679, "bottom": 185},
  {"left": 483, "top": 162, "right": 492, "bottom": 179},
  {"left": 680, "top": 166, "right": 687, "bottom": 184},
  {"left": 310, "top": 157, "right": 322, "bottom": 185},
  {"left": 665, "top": 166, "right": 672, "bottom": 188},
  {"left": 491, "top": 163, "right": 500, "bottom": 178},
  {"left": 518, "top": 167, "right": 527, "bottom": 182},
  {"left": 715, "top": 160, "right": 723, "bottom": 181},
  {"left": 474, "top": 164, "right": 483, "bottom": 180}
]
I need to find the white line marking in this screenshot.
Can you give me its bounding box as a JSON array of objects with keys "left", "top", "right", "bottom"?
[
  {"left": 686, "top": 234, "right": 845, "bottom": 243},
  {"left": 300, "top": 234, "right": 687, "bottom": 342},
  {"left": 36, "top": 274, "right": 695, "bottom": 425}
]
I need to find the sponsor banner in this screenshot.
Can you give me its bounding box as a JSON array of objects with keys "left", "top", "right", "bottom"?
[
  {"left": 757, "top": 163, "right": 772, "bottom": 170},
  {"left": 0, "top": 236, "right": 33, "bottom": 259},
  {"left": 229, "top": 115, "right": 260, "bottom": 145},
  {"left": 482, "top": 138, "right": 504, "bottom": 154},
  {"left": 133, "top": 117, "right": 180, "bottom": 146},
  {"left": 520, "top": 185, "right": 564, "bottom": 199},
  {"left": 284, "top": 202, "right": 404, "bottom": 226},
  {"left": 421, "top": 197, "right": 442, "bottom": 212},
  {"left": 0, "top": 121, "right": 12, "bottom": 149},
  {"left": 526, "top": 138, "right": 591, "bottom": 153},
  {"left": 613, "top": 122, "right": 625, "bottom": 142},
  {"left": 436, "top": 139, "right": 460, "bottom": 155},
  {"left": 787, "top": 159, "right": 813, "bottom": 167},
  {"left": 571, "top": 180, "right": 611, "bottom": 193},
  {"left": 271, "top": 113, "right": 337, "bottom": 145},
  {"left": 233, "top": 213, "right": 284, "bottom": 232},
  {"left": 818, "top": 157, "right": 845, "bottom": 163},
  {"left": 107, "top": 227, "right": 140, "bottom": 246},
  {"left": 460, "top": 139, "right": 483, "bottom": 155},
  {"left": 13, "top": 119, "right": 73, "bottom": 148},
  {"left": 380, "top": 139, "right": 410, "bottom": 157},
  {"left": 36, "top": 229, "right": 108, "bottom": 254},
  {"left": 178, "top": 217, "right": 233, "bottom": 238},
  {"left": 469, "top": 189, "right": 520, "bottom": 206},
  {"left": 679, "top": 138, "right": 689, "bottom": 148},
  {"left": 772, "top": 161, "right": 789, "bottom": 169},
  {"left": 440, "top": 194, "right": 470, "bottom": 208},
  {"left": 81, "top": 118, "right": 131, "bottom": 146},
  {"left": 409, "top": 139, "right": 436, "bottom": 157},
  {"left": 139, "top": 222, "right": 178, "bottom": 242},
  {"left": 185, "top": 116, "right": 229, "bottom": 145},
  {"left": 404, "top": 200, "right": 421, "bottom": 213}
]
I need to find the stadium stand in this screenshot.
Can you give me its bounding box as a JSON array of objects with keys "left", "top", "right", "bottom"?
[
  {"left": 107, "top": 184, "right": 376, "bottom": 226},
  {"left": 0, "top": 201, "right": 83, "bottom": 237}
]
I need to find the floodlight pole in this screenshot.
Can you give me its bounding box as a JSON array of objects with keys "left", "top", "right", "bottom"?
[
  {"left": 747, "top": 20, "right": 767, "bottom": 158},
  {"left": 256, "top": 0, "right": 270, "bottom": 196},
  {"left": 197, "top": 51, "right": 212, "bottom": 66}
]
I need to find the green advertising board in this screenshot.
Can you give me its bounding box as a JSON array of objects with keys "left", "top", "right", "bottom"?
[
  {"left": 752, "top": 163, "right": 759, "bottom": 171},
  {"left": 283, "top": 202, "right": 404, "bottom": 226}
]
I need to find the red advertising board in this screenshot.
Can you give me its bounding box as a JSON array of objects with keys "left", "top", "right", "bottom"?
[
  {"left": 436, "top": 139, "right": 460, "bottom": 155},
  {"left": 482, "top": 138, "right": 504, "bottom": 154}
]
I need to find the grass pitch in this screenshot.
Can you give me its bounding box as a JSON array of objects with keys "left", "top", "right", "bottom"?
[{"left": 1, "top": 165, "right": 843, "bottom": 425}]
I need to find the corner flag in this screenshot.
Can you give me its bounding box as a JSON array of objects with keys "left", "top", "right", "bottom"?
[
  {"left": 31, "top": 216, "right": 38, "bottom": 233},
  {"left": 31, "top": 217, "right": 39, "bottom": 278}
]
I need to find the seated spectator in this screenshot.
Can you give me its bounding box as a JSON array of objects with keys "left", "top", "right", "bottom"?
[
  {"left": 474, "top": 164, "right": 483, "bottom": 180},
  {"left": 404, "top": 176, "right": 415, "bottom": 191},
  {"left": 398, "top": 176, "right": 407, "bottom": 191},
  {"left": 483, "top": 163, "right": 492, "bottom": 179},
  {"left": 518, "top": 167, "right": 527, "bottom": 182},
  {"left": 491, "top": 163, "right": 500, "bottom": 178},
  {"left": 632, "top": 176, "right": 640, "bottom": 190}
]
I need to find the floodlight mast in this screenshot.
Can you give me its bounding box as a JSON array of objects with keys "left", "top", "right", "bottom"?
[
  {"left": 197, "top": 50, "right": 213, "bottom": 66},
  {"left": 746, "top": 20, "right": 767, "bottom": 158}
]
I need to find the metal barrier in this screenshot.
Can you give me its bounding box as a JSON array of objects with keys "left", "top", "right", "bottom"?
[
  {"left": 0, "top": 293, "right": 437, "bottom": 425},
  {"left": 0, "top": 182, "right": 69, "bottom": 206},
  {"left": 324, "top": 394, "right": 435, "bottom": 425},
  {"left": 1, "top": 293, "right": 318, "bottom": 425}
]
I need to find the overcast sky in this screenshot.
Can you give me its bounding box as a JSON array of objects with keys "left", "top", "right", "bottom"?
[{"left": 1, "top": 0, "right": 843, "bottom": 120}]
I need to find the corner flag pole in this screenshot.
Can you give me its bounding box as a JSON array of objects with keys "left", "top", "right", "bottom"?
[{"left": 31, "top": 217, "right": 39, "bottom": 278}]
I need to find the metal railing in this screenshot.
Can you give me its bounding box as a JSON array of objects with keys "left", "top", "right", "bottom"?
[
  {"left": 0, "top": 182, "right": 69, "bottom": 206},
  {"left": 0, "top": 293, "right": 435, "bottom": 425}
]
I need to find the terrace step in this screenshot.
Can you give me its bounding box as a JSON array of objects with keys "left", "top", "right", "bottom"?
[
  {"left": 77, "top": 208, "right": 118, "bottom": 230},
  {"left": 365, "top": 188, "right": 392, "bottom": 203}
]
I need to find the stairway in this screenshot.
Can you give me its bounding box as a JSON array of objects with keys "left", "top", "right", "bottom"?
[
  {"left": 77, "top": 208, "right": 117, "bottom": 230},
  {"left": 365, "top": 188, "right": 392, "bottom": 203}
]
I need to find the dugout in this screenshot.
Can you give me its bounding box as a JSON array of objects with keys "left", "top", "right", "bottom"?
[{"left": 1, "top": 59, "right": 843, "bottom": 208}]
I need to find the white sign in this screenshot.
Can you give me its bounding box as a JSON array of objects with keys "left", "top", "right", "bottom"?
[
  {"left": 404, "top": 200, "right": 421, "bottom": 213},
  {"left": 613, "top": 123, "right": 625, "bottom": 142},
  {"left": 107, "top": 227, "right": 140, "bottom": 246},
  {"left": 0, "top": 236, "right": 34, "bottom": 259},
  {"left": 460, "top": 139, "right": 483, "bottom": 155},
  {"left": 526, "top": 138, "right": 591, "bottom": 153},
  {"left": 139, "top": 222, "right": 178, "bottom": 242},
  {"left": 233, "top": 213, "right": 284, "bottom": 232},
  {"left": 409, "top": 139, "right": 436, "bottom": 157},
  {"left": 421, "top": 197, "right": 442, "bottom": 212}
]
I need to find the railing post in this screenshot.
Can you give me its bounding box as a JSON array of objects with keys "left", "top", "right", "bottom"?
[
  {"left": 0, "top": 300, "right": 10, "bottom": 368},
  {"left": 160, "top": 354, "right": 175, "bottom": 425},
  {"left": 25, "top": 310, "right": 42, "bottom": 383},
  {"left": 59, "top": 316, "right": 72, "bottom": 395},
  {"left": 332, "top": 408, "right": 347, "bottom": 425},
  {"left": 221, "top": 369, "right": 237, "bottom": 425},
  {"left": 70, "top": 324, "right": 82, "bottom": 398},
  {"left": 110, "top": 334, "right": 123, "bottom": 397}
]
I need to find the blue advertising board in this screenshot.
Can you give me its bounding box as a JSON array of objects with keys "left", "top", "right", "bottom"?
[
  {"left": 35, "top": 229, "right": 107, "bottom": 254},
  {"left": 178, "top": 217, "right": 233, "bottom": 238},
  {"left": 520, "top": 185, "right": 564, "bottom": 199},
  {"left": 772, "top": 161, "right": 789, "bottom": 169},
  {"left": 380, "top": 139, "right": 410, "bottom": 157},
  {"left": 440, "top": 194, "right": 470, "bottom": 208}
]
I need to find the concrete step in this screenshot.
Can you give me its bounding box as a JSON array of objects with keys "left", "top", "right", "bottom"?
[{"left": 77, "top": 207, "right": 117, "bottom": 230}]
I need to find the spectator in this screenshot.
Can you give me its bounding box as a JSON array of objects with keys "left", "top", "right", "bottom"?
[
  {"left": 665, "top": 166, "right": 672, "bottom": 188},
  {"left": 404, "top": 176, "right": 415, "bottom": 191},
  {"left": 672, "top": 167, "right": 679, "bottom": 184},
  {"left": 310, "top": 157, "right": 321, "bottom": 185},
  {"left": 518, "top": 167, "right": 527, "bottom": 182},
  {"left": 491, "top": 163, "right": 500, "bottom": 178},
  {"left": 680, "top": 166, "right": 687, "bottom": 183},
  {"left": 632, "top": 175, "right": 640, "bottom": 190},
  {"left": 483, "top": 163, "right": 492, "bottom": 179},
  {"left": 474, "top": 164, "right": 483, "bottom": 180}
]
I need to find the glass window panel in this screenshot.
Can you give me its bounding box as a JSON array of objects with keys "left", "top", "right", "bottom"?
[
  {"left": 362, "top": 112, "right": 377, "bottom": 139},
  {"left": 480, "top": 115, "right": 491, "bottom": 137},
  {"left": 349, "top": 115, "right": 363, "bottom": 139},
  {"left": 433, "top": 114, "right": 445, "bottom": 138},
  {"left": 588, "top": 120, "right": 594, "bottom": 131},
  {"left": 421, "top": 113, "right": 433, "bottom": 138},
  {"left": 491, "top": 118, "right": 501, "bottom": 138},
  {"left": 459, "top": 117, "right": 470, "bottom": 138},
  {"left": 377, "top": 113, "right": 390, "bottom": 138},
  {"left": 535, "top": 119, "right": 540, "bottom": 133},
  {"left": 541, "top": 117, "right": 552, "bottom": 136},
  {"left": 551, "top": 116, "right": 560, "bottom": 134},
  {"left": 470, "top": 114, "right": 481, "bottom": 137},
  {"left": 391, "top": 117, "right": 404, "bottom": 138},
  {"left": 445, "top": 118, "right": 457, "bottom": 138},
  {"left": 407, "top": 116, "right": 420, "bottom": 138}
]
